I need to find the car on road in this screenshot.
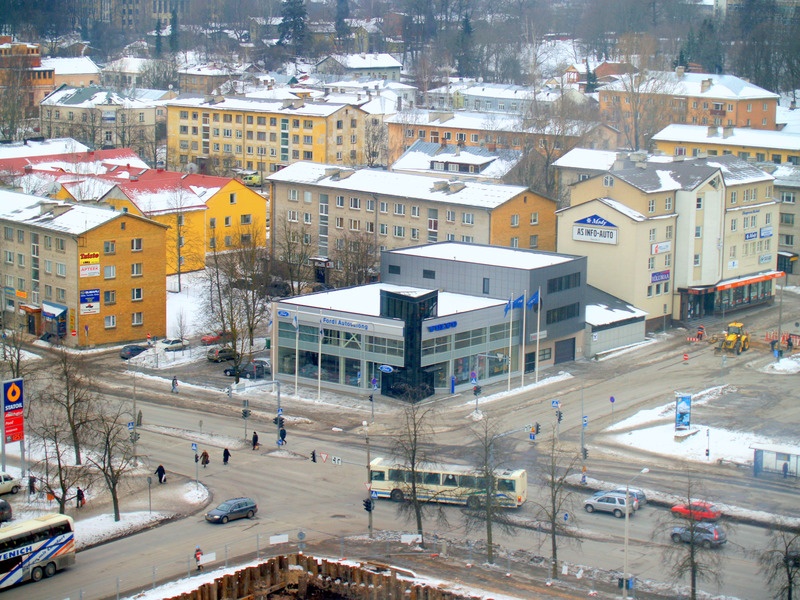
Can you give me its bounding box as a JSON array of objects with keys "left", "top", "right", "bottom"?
[
  {"left": 120, "top": 344, "right": 149, "bottom": 360},
  {"left": 252, "top": 357, "right": 271, "bottom": 372},
  {"left": 671, "top": 501, "right": 722, "bottom": 521},
  {"left": 0, "top": 499, "right": 11, "bottom": 522},
  {"left": 207, "top": 347, "right": 240, "bottom": 362},
  {"left": 223, "top": 361, "right": 266, "bottom": 379},
  {"left": 158, "top": 338, "right": 189, "bottom": 352},
  {"left": 584, "top": 492, "right": 638, "bottom": 518},
  {"left": 593, "top": 487, "right": 647, "bottom": 506},
  {"left": 204, "top": 497, "right": 258, "bottom": 524},
  {"left": 201, "top": 331, "right": 232, "bottom": 346},
  {"left": 0, "top": 473, "right": 21, "bottom": 495},
  {"left": 670, "top": 522, "right": 727, "bottom": 548}
]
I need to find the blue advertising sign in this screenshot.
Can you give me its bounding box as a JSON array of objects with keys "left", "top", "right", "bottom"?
[
  {"left": 277, "top": 310, "right": 290, "bottom": 317},
  {"left": 574, "top": 215, "right": 617, "bottom": 228},
  {"left": 675, "top": 393, "right": 692, "bottom": 430},
  {"left": 650, "top": 270, "right": 671, "bottom": 284},
  {"left": 378, "top": 365, "right": 394, "bottom": 374},
  {"left": 79, "top": 289, "right": 100, "bottom": 303}
]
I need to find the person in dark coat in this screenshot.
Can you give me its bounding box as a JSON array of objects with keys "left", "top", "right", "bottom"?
[
  {"left": 784, "top": 461, "right": 790, "bottom": 479},
  {"left": 252, "top": 431, "right": 259, "bottom": 450},
  {"left": 200, "top": 450, "right": 210, "bottom": 468},
  {"left": 28, "top": 474, "right": 36, "bottom": 496},
  {"left": 155, "top": 464, "right": 167, "bottom": 483},
  {"left": 223, "top": 448, "right": 231, "bottom": 465},
  {"left": 171, "top": 376, "right": 179, "bottom": 393},
  {"left": 76, "top": 487, "right": 85, "bottom": 508}
]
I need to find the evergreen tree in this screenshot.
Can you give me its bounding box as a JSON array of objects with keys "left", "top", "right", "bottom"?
[
  {"left": 155, "top": 19, "right": 163, "bottom": 58},
  {"left": 455, "top": 15, "right": 475, "bottom": 78},
  {"left": 585, "top": 60, "right": 598, "bottom": 93},
  {"left": 335, "top": 0, "right": 350, "bottom": 50},
  {"left": 169, "top": 9, "right": 179, "bottom": 54},
  {"left": 278, "top": 0, "right": 308, "bottom": 53}
]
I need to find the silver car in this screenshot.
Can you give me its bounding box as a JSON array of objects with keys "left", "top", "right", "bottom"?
[{"left": 584, "top": 492, "right": 638, "bottom": 518}]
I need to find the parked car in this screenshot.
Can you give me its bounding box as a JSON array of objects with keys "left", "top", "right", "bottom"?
[
  {"left": 0, "top": 472, "right": 21, "bottom": 495},
  {"left": 205, "top": 497, "right": 258, "bottom": 524},
  {"left": 671, "top": 501, "right": 722, "bottom": 522},
  {"left": 201, "top": 331, "right": 232, "bottom": 346},
  {"left": 120, "top": 344, "right": 149, "bottom": 360},
  {"left": 584, "top": 492, "right": 638, "bottom": 518},
  {"left": 223, "top": 361, "right": 266, "bottom": 379},
  {"left": 671, "top": 522, "right": 727, "bottom": 548},
  {"left": 158, "top": 338, "right": 189, "bottom": 352},
  {"left": 0, "top": 499, "right": 11, "bottom": 522},
  {"left": 593, "top": 487, "right": 647, "bottom": 506},
  {"left": 252, "top": 358, "right": 271, "bottom": 372},
  {"left": 207, "top": 347, "right": 240, "bottom": 362}
]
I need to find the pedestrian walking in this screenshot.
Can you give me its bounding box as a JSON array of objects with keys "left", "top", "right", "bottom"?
[
  {"left": 28, "top": 474, "right": 36, "bottom": 496},
  {"left": 788, "top": 336, "right": 795, "bottom": 353},
  {"left": 783, "top": 461, "right": 789, "bottom": 479},
  {"left": 194, "top": 546, "right": 204, "bottom": 571},
  {"left": 171, "top": 376, "right": 179, "bottom": 393},
  {"left": 76, "top": 487, "right": 85, "bottom": 509},
  {"left": 223, "top": 448, "right": 231, "bottom": 465},
  {"left": 200, "top": 450, "right": 210, "bottom": 468},
  {"left": 155, "top": 464, "right": 167, "bottom": 483},
  {"left": 252, "top": 431, "right": 259, "bottom": 450}
]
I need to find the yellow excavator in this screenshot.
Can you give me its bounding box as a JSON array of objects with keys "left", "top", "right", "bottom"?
[{"left": 715, "top": 322, "right": 750, "bottom": 355}]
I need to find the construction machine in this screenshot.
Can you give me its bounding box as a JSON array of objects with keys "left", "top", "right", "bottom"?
[{"left": 715, "top": 322, "right": 750, "bottom": 355}]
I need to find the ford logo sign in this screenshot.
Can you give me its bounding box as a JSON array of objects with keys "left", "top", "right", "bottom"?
[
  {"left": 378, "top": 365, "right": 394, "bottom": 374},
  {"left": 277, "top": 310, "right": 290, "bottom": 317}
]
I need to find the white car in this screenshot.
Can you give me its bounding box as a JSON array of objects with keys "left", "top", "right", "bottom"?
[
  {"left": 158, "top": 338, "right": 189, "bottom": 352},
  {"left": 0, "top": 472, "right": 21, "bottom": 495}
]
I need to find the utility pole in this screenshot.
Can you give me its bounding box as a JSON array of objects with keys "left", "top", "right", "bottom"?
[{"left": 363, "top": 420, "right": 373, "bottom": 538}]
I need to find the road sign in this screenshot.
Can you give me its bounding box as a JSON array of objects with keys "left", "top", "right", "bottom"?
[
  {"left": 331, "top": 456, "right": 342, "bottom": 465},
  {"left": 610, "top": 396, "right": 615, "bottom": 404},
  {"left": 470, "top": 377, "right": 478, "bottom": 385},
  {"left": 127, "top": 421, "right": 135, "bottom": 431},
  {"left": 277, "top": 407, "right": 283, "bottom": 415},
  {"left": 582, "top": 416, "right": 588, "bottom": 428},
  {"left": 551, "top": 399, "right": 560, "bottom": 408},
  {"left": 191, "top": 442, "right": 197, "bottom": 451},
  {"left": 563, "top": 512, "right": 569, "bottom": 522},
  {"left": 470, "top": 371, "right": 477, "bottom": 380},
  {"left": 364, "top": 482, "right": 372, "bottom": 490},
  {"left": 320, "top": 452, "right": 329, "bottom": 463},
  {"left": 371, "top": 490, "right": 378, "bottom": 499},
  {"left": 529, "top": 433, "right": 536, "bottom": 441},
  {"left": 683, "top": 353, "right": 689, "bottom": 361},
  {"left": 277, "top": 439, "right": 284, "bottom": 446}
]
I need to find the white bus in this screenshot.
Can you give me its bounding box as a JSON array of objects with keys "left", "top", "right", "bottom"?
[
  {"left": 0, "top": 514, "right": 76, "bottom": 588},
  {"left": 369, "top": 458, "right": 527, "bottom": 508}
]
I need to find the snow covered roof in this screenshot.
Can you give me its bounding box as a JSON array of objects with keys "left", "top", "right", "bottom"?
[
  {"left": 386, "top": 242, "right": 575, "bottom": 269},
  {"left": 40, "top": 56, "right": 101, "bottom": 75},
  {"left": 42, "top": 86, "right": 153, "bottom": 109},
  {"left": 102, "top": 57, "right": 151, "bottom": 73},
  {"left": 552, "top": 148, "right": 618, "bottom": 170},
  {"left": 0, "top": 191, "right": 120, "bottom": 235},
  {"left": 166, "top": 94, "right": 354, "bottom": 117},
  {"left": 602, "top": 71, "right": 779, "bottom": 101},
  {"left": 266, "top": 162, "right": 528, "bottom": 209},
  {"left": 0, "top": 138, "right": 88, "bottom": 160},
  {"left": 322, "top": 53, "right": 402, "bottom": 70},
  {"left": 584, "top": 285, "right": 647, "bottom": 326},
  {"left": 280, "top": 282, "right": 503, "bottom": 318},
  {"left": 768, "top": 164, "right": 800, "bottom": 188},
  {"left": 391, "top": 140, "right": 522, "bottom": 180},
  {"left": 652, "top": 124, "right": 800, "bottom": 152},
  {"left": 384, "top": 110, "right": 521, "bottom": 132}
]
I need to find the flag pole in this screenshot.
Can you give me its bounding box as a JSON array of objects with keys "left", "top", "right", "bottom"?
[
  {"left": 294, "top": 307, "right": 299, "bottom": 395},
  {"left": 317, "top": 311, "right": 322, "bottom": 401},
  {"left": 507, "top": 292, "right": 514, "bottom": 392},
  {"left": 535, "top": 286, "right": 542, "bottom": 384},
  {"left": 521, "top": 288, "right": 527, "bottom": 388}
]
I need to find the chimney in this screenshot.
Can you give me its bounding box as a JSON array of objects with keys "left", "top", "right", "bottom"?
[
  {"left": 701, "top": 78, "right": 713, "bottom": 93},
  {"left": 675, "top": 65, "right": 685, "bottom": 78},
  {"left": 432, "top": 180, "right": 449, "bottom": 191},
  {"left": 324, "top": 167, "right": 341, "bottom": 178},
  {"left": 448, "top": 182, "right": 466, "bottom": 192},
  {"left": 707, "top": 125, "right": 717, "bottom": 137},
  {"left": 722, "top": 126, "right": 734, "bottom": 138}
]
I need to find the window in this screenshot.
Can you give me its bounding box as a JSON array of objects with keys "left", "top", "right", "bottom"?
[
  {"left": 103, "top": 241, "right": 116, "bottom": 254},
  {"left": 131, "top": 288, "right": 143, "bottom": 301},
  {"left": 695, "top": 226, "right": 702, "bottom": 238},
  {"left": 104, "top": 315, "right": 116, "bottom": 329},
  {"left": 335, "top": 217, "right": 344, "bottom": 229},
  {"left": 648, "top": 257, "right": 655, "bottom": 269},
  {"left": 388, "top": 264, "right": 400, "bottom": 274},
  {"left": 304, "top": 212, "right": 312, "bottom": 224},
  {"left": 422, "top": 269, "right": 435, "bottom": 279},
  {"left": 665, "top": 197, "right": 673, "bottom": 211},
  {"left": 510, "top": 237, "right": 519, "bottom": 248},
  {"left": 730, "top": 218, "right": 737, "bottom": 232},
  {"left": 461, "top": 235, "right": 474, "bottom": 243},
  {"left": 781, "top": 213, "right": 795, "bottom": 225},
  {"left": 366, "top": 199, "right": 375, "bottom": 212},
  {"left": 104, "top": 290, "right": 116, "bottom": 304},
  {"left": 16, "top": 230, "right": 24, "bottom": 243},
  {"left": 665, "top": 253, "right": 672, "bottom": 267},
  {"left": 482, "top": 278, "right": 490, "bottom": 294},
  {"left": 730, "top": 191, "right": 737, "bottom": 204},
  {"left": 511, "top": 214, "right": 519, "bottom": 227},
  {"left": 530, "top": 212, "right": 539, "bottom": 225},
  {"left": 781, "top": 191, "right": 795, "bottom": 204},
  {"left": 240, "top": 214, "right": 252, "bottom": 225},
  {"left": 694, "top": 254, "right": 701, "bottom": 266},
  {"left": 44, "top": 235, "right": 52, "bottom": 249},
  {"left": 603, "top": 175, "right": 614, "bottom": 187},
  {"left": 545, "top": 302, "right": 580, "bottom": 325},
  {"left": 696, "top": 197, "right": 703, "bottom": 209},
  {"left": 379, "top": 201, "right": 388, "bottom": 213},
  {"left": 288, "top": 189, "right": 298, "bottom": 202},
  {"left": 462, "top": 212, "right": 474, "bottom": 225},
  {"left": 411, "top": 206, "right": 420, "bottom": 218},
  {"left": 648, "top": 199, "right": 655, "bottom": 213},
  {"left": 131, "top": 238, "right": 142, "bottom": 251},
  {"left": 131, "top": 263, "right": 142, "bottom": 276},
  {"left": 349, "top": 219, "right": 360, "bottom": 231},
  {"left": 411, "top": 228, "right": 419, "bottom": 240},
  {"left": 56, "top": 262, "right": 66, "bottom": 277},
  {"left": 379, "top": 223, "right": 388, "bottom": 235},
  {"left": 350, "top": 197, "right": 361, "bottom": 210},
  {"left": 394, "top": 203, "right": 406, "bottom": 216},
  {"left": 529, "top": 235, "right": 538, "bottom": 248},
  {"left": 104, "top": 265, "right": 116, "bottom": 279},
  {"left": 446, "top": 210, "right": 456, "bottom": 222},
  {"left": 3, "top": 227, "right": 11, "bottom": 241},
  {"left": 3, "top": 251, "right": 11, "bottom": 264},
  {"left": 393, "top": 225, "right": 405, "bottom": 237},
  {"left": 649, "top": 228, "right": 656, "bottom": 242},
  {"left": 287, "top": 210, "right": 298, "bottom": 222},
  {"left": 55, "top": 238, "right": 66, "bottom": 252}
]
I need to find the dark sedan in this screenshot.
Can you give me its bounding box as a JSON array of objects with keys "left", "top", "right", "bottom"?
[{"left": 120, "top": 344, "right": 149, "bottom": 359}]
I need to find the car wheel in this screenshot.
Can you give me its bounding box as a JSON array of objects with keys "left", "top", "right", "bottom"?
[
  {"left": 247, "top": 510, "right": 255, "bottom": 519},
  {"left": 10, "top": 485, "right": 19, "bottom": 494},
  {"left": 584, "top": 504, "right": 594, "bottom": 513},
  {"left": 613, "top": 509, "right": 624, "bottom": 518},
  {"left": 245, "top": 372, "right": 252, "bottom": 379},
  {"left": 221, "top": 516, "right": 229, "bottom": 524},
  {"left": 31, "top": 566, "right": 44, "bottom": 582},
  {"left": 671, "top": 533, "right": 682, "bottom": 543},
  {"left": 702, "top": 540, "right": 712, "bottom": 549},
  {"left": 390, "top": 489, "right": 404, "bottom": 502},
  {"left": 44, "top": 562, "right": 57, "bottom": 577},
  {"left": 224, "top": 370, "right": 231, "bottom": 376}
]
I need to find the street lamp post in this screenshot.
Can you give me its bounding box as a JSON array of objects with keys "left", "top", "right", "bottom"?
[
  {"left": 776, "top": 271, "right": 787, "bottom": 362},
  {"left": 363, "top": 420, "right": 373, "bottom": 538},
  {"left": 623, "top": 467, "right": 649, "bottom": 600}
]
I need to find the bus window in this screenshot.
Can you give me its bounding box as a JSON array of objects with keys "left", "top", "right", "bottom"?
[
  {"left": 422, "top": 472, "right": 440, "bottom": 485},
  {"left": 442, "top": 474, "right": 458, "bottom": 487},
  {"left": 459, "top": 475, "right": 477, "bottom": 488},
  {"left": 388, "top": 469, "right": 406, "bottom": 482},
  {"left": 370, "top": 470, "right": 386, "bottom": 481},
  {"left": 476, "top": 477, "right": 486, "bottom": 489},
  {"left": 497, "top": 478, "right": 515, "bottom": 492}
]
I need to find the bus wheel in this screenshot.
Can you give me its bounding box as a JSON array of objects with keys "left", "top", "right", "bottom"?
[
  {"left": 390, "top": 489, "right": 404, "bottom": 502},
  {"left": 31, "top": 566, "right": 44, "bottom": 582},
  {"left": 467, "top": 496, "right": 481, "bottom": 509},
  {"left": 44, "top": 562, "right": 57, "bottom": 577}
]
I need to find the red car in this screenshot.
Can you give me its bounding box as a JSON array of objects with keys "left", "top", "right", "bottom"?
[
  {"left": 201, "top": 331, "right": 232, "bottom": 345},
  {"left": 671, "top": 501, "right": 722, "bottom": 521}
]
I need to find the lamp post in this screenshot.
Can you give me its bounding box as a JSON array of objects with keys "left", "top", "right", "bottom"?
[
  {"left": 776, "top": 271, "right": 787, "bottom": 362},
  {"left": 622, "top": 467, "right": 649, "bottom": 600},
  {"left": 363, "top": 420, "right": 373, "bottom": 538}
]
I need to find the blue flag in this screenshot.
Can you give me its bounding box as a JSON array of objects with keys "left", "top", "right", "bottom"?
[
  {"left": 512, "top": 294, "right": 525, "bottom": 310},
  {"left": 527, "top": 290, "right": 540, "bottom": 311},
  {"left": 503, "top": 298, "right": 512, "bottom": 317}
]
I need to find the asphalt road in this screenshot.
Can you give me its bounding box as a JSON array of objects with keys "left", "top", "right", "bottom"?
[{"left": 4, "top": 292, "right": 800, "bottom": 599}]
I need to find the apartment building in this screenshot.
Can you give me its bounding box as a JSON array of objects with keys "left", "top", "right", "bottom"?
[
  {"left": 769, "top": 164, "right": 800, "bottom": 281},
  {"left": 556, "top": 155, "right": 780, "bottom": 328},
  {"left": 40, "top": 57, "right": 101, "bottom": 89},
  {"left": 0, "top": 37, "right": 54, "bottom": 120},
  {"left": 164, "top": 95, "right": 368, "bottom": 175},
  {"left": 0, "top": 191, "right": 167, "bottom": 347}
]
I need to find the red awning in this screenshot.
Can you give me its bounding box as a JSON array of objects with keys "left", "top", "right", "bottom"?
[{"left": 715, "top": 271, "right": 784, "bottom": 292}]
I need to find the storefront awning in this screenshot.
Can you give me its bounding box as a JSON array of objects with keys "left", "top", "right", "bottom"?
[
  {"left": 41, "top": 302, "right": 67, "bottom": 318},
  {"left": 715, "top": 271, "right": 784, "bottom": 292},
  {"left": 778, "top": 251, "right": 798, "bottom": 258},
  {"left": 18, "top": 304, "right": 41, "bottom": 314}
]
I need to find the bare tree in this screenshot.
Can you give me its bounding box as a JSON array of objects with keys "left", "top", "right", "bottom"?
[
  {"left": 363, "top": 116, "right": 389, "bottom": 167},
  {"left": 0, "top": 52, "right": 36, "bottom": 140},
  {"left": 0, "top": 309, "right": 37, "bottom": 380},
  {"left": 166, "top": 186, "right": 205, "bottom": 292},
  {"left": 86, "top": 400, "right": 138, "bottom": 522},
  {"left": 328, "top": 229, "right": 379, "bottom": 287},
  {"left": 528, "top": 425, "right": 581, "bottom": 579},
  {"left": 272, "top": 218, "right": 316, "bottom": 296},
  {"left": 389, "top": 391, "right": 447, "bottom": 547},
  {"left": 755, "top": 522, "right": 800, "bottom": 600}
]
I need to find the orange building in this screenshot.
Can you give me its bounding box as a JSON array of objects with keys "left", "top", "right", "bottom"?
[{"left": 0, "top": 37, "right": 54, "bottom": 120}]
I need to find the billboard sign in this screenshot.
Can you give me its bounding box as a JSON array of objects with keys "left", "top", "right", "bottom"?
[
  {"left": 675, "top": 393, "right": 691, "bottom": 430},
  {"left": 2, "top": 378, "right": 24, "bottom": 443}
]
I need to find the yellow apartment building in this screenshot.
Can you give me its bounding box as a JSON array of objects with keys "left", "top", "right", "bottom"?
[
  {"left": 164, "top": 95, "right": 368, "bottom": 175},
  {"left": 0, "top": 191, "right": 167, "bottom": 347}
]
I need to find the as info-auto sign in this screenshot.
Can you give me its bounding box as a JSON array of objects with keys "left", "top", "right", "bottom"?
[{"left": 2, "top": 378, "right": 24, "bottom": 443}]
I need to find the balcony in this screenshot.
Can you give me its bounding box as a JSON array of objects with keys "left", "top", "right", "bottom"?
[{"left": 709, "top": 109, "right": 726, "bottom": 116}]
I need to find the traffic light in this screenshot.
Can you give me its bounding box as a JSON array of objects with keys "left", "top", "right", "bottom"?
[
  {"left": 194, "top": 453, "right": 199, "bottom": 463},
  {"left": 582, "top": 447, "right": 588, "bottom": 460},
  {"left": 556, "top": 410, "right": 563, "bottom": 423},
  {"left": 535, "top": 422, "right": 541, "bottom": 435},
  {"left": 705, "top": 448, "right": 710, "bottom": 457},
  {"left": 363, "top": 498, "right": 374, "bottom": 512},
  {"left": 242, "top": 409, "right": 251, "bottom": 419},
  {"left": 273, "top": 416, "right": 285, "bottom": 427},
  {"left": 311, "top": 450, "right": 317, "bottom": 462},
  {"left": 368, "top": 394, "right": 374, "bottom": 403},
  {"left": 129, "top": 432, "right": 140, "bottom": 443},
  {"left": 473, "top": 385, "right": 482, "bottom": 396}
]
